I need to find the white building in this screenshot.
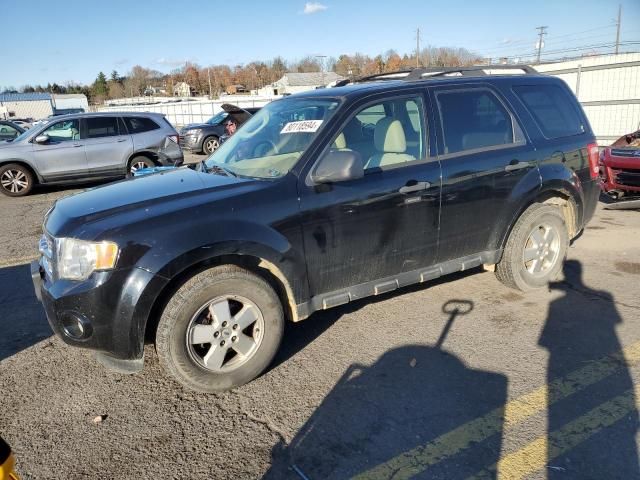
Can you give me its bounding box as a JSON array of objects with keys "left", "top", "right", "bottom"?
[
  {"left": 0, "top": 93, "right": 54, "bottom": 120},
  {"left": 258, "top": 72, "right": 346, "bottom": 96},
  {"left": 52, "top": 94, "right": 89, "bottom": 113},
  {"left": 173, "top": 82, "right": 193, "bottom": 97},
  {"left": 535, "top": 53, "right": 640, "bottom": 144}
]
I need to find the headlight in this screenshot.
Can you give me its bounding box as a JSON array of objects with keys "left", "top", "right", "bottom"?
[
  {"left": 185, "top": 128, "right": 201, "bottom": 136},
  {"left": 57, "top": 238, "right": 119, "bottom": 280}
]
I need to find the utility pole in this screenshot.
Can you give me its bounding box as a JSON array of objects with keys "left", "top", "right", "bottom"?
[
  {"left": 535, "top": 26, "right": 547, "bottom": 64},
  {"left": 416, "top": 28, "right": 421, "bottom": 68},
  {"left": 207, "top": 68, "right": 213, "bottom": 99},
  {"left": 315, "top": 55, "right": 327, "bottom": 87},
  {"left": 615, "top": 4, "right": 622, "bottom": 55}
]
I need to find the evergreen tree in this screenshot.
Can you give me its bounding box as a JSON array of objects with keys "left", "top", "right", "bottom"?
[{"left": 93, "top": 72, "right": 108, "bottom": 97}]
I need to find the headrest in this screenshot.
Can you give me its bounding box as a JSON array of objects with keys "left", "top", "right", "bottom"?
[
  {"left": 333, "top": 132, "right": 347, "bottom": 149},
  {"left": 374, "top": 118, "right": 406, "bottom": 153}
]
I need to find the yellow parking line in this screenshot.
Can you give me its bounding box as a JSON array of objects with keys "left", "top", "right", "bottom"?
[
  {"left": 352, "top": 341, "right": 640, "bottom": 480},
  {"left": 469, "top": 385, "right": 639, "bottom": 480},
  {"left": 0, "top": 255, "right": 38, "bottom": 269}
]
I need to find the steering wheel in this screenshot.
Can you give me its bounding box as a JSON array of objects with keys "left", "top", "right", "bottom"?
[{"left": 253, "top": 140, "right": 279, "bottom": 157}]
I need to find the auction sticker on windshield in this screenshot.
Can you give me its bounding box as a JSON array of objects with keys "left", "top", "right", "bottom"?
[{"left": 280, "top": 120, "right": 323, "bottom": 134}]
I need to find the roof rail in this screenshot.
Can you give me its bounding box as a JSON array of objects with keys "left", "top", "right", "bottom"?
[{"left": 351, "top": 64, "right": 538, "bottom": 84}]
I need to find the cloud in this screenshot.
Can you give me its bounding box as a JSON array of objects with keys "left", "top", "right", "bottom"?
[
  {"left": 154, "top": 57, "right": 191, "bottom": 67},
  {"left": 115, "top": 58, "right": 129, "bottom": 66},
  {"left": 303, "top": 2, "right": 327, "bottom": 14}
]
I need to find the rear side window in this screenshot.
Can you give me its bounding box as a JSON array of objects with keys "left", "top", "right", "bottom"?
[
  {"left": 513, "top": 84, "right": 585, "bottom": 139},
  {"left": 87, "top": 117, "right": 119, "bottom": 138},
  {"left": 436, "top": 89, "right": 517, "bottom": 155},
  {"left": 124, "top": 116, "right": 160, "bottom": 134}
]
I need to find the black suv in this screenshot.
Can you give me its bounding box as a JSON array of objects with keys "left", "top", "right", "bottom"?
[
  {"left": 179, "top": 103, "right": 260, "bottom": 154},
  {"left": 32, "top": 66, "right": 600, "bottom": 392}
]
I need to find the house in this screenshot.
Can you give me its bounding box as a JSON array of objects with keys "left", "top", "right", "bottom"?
[
  {"left": 0, "top": 93, "right": 55, "bottom": 121},
  {"left": 226, "top": 84, "right": 247, "bottom": 95},
  {"left": 259, "top": 72, "right": 346, "bottom": 96},
  {"left": 173, "top": 82, "right": 194, "bottom": 97}
]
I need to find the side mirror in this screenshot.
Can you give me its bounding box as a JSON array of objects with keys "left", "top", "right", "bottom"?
[
  {"left": 35, "top": 135, "right": 50, "bottom": 144},
  {"left": 312, "top": 150, "right": 364, "bottom": 184}
]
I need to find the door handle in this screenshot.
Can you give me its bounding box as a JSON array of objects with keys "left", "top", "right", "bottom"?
[
  {"left": 399, "top": 181, "right": 431, "bottom": 194},
  {"left": 72, "top": 143, "right": 83, "bottom": 148},
  {"left": 504, "top": 160, "right": 529, "bottom": 172},
  {"left": 117, "top": 138, "right": 127, "bottom": 143}
]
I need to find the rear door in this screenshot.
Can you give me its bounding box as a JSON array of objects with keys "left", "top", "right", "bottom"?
[
  {"left": 429, "top": 84, "right": 540, "bottom": 261},
  {"left": 83, "top": 116, "right": 133, "bottom": 176},
  {"left": 32, "top": 118, "right": 87, "bottom": 180}
]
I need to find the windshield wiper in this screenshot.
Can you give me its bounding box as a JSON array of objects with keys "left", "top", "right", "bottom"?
[{"left": 207, "top": 162, "right": 237, "bottom": 177}]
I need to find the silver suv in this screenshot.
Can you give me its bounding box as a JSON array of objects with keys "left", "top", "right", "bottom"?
[{"left": 0, "top": 112, "right": 183, "bottom": 197}]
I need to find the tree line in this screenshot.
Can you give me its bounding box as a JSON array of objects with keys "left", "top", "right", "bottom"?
[{"left": 2, "top": 47, "right": 481, "bottom": 104}]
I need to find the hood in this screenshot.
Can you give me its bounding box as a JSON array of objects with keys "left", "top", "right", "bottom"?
[
  {"left": 182, "top": 123, "right": 213, "bottom": 130},
  {"left": 0, "top": 140, "right": 29, "bottom": 150},
  {"left": 45, "top": 167, "right": 256, "bottom": 237}
]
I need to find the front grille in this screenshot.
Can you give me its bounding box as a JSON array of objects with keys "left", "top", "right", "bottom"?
[
  {"left": 611, "top": 148, "right": 640, "bottom": 158},
  {"left": 613, "top": 168, "right": 640, "bottom": 187}
]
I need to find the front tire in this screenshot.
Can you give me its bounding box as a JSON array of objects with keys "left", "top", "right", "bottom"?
[
  {"left": 155, "top": 265, "right": 284, "bottom": 392},
  {"left": 0, "top": 163, "right": 34, "bottom": 197},
  {"left": 202, "top": 136, "right": 220, "bottom": 155},
  {"left": 496, "top": 203, "right": 568, "bottom": 291}
]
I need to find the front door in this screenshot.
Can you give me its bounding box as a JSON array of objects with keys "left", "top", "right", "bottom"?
[
  {"left": 299, "top": 93, "right": 442, "bottom": 296},
  {"left": 32, "top": 118, "right": 87, "bottom": 181},
  {"left": 83, "top": 116, "right": 133, "bottom": 176}
]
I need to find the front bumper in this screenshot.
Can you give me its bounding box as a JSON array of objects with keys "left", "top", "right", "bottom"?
[
  {"left": 31, "top": 259, "right": 169, "bottom": 367},
  {"left": 179, "top": 133, "right": 203, "bottom": 152}
]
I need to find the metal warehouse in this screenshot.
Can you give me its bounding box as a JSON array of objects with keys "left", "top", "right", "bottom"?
[{"left": 0, "top": 93, "right": 88, "bottom": 121}]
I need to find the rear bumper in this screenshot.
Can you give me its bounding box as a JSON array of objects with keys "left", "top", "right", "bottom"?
[
  {"left": 581, "top": 179, "right": 599, "bottom": 227},
  {"left": 31, "top": 260, "right": 169, "bottom": 365}
]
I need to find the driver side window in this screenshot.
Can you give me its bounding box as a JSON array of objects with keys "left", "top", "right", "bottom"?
[
  {"left": 334, "top": 96, "right": 426, "bottom": 171},
  {"left": 41, "top": 119, "right": 81, "bottom": 142}
]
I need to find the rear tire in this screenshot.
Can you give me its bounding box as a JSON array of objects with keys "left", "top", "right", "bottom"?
[
  {"left": 155, "top": 265, "right": 284, "bottom": 392},
  {"left": 0, "top": 163, "right": 34, "bottom": 197},
  {"left": 496, "top": 203, "right": 568, "bottom": 291},
  {"left": 128, "top": 156, "right": 154, "bottom": 176},
  {"left": 202, "top": 136, "right": 220, "bottom": 155}
]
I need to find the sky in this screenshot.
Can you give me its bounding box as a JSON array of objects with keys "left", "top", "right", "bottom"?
[{"left": 1, "top": 0, "right": 639, "bottom": 89}]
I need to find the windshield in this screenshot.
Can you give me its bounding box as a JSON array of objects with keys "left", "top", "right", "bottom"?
[
  {"left": 206, "top": 111, "right": 229, "bottom": 125},
  {"left": 11, "top": 128, "right": 33, "bottom": 143},
  {"left": 205, "top": 97, "right": 340, "bottom": 179}
]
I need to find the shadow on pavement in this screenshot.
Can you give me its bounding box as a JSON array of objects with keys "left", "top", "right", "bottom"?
[
  {"left": 265, "top": 299, "right": 508, "bottom": 479},
  {"left": 0, "top": 263, "right": 51, "bottom": 361},
  {"left": 540, "top": 260, "right": 639, "bottom": 478}
]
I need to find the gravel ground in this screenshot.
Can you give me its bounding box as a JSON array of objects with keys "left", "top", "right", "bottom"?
[{"left": 1, "top": 175, "right": 639, "bottom": 480}]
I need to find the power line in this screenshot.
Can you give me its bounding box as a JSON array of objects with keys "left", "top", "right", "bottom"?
[{"left": 496, "top": 40, "right": 640, "bottom": 61}]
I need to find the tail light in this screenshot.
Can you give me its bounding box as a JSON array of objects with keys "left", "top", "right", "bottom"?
[
  {"left": 587, "top": 143, "right": 599, "bottom": 180},
  {"left": 168, "top": 134, "right": 179, "bottom": 144}
]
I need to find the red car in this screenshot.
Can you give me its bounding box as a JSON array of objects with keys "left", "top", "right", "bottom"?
[{"left": 599, "top": 129, "right": 640, "bottom": 200}]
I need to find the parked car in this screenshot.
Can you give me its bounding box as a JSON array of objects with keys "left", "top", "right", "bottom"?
[
  {"left": 0, "top": 121, "right": 25, "bottom": 141},
  {"left": 32, "top": 66, "right": 599, "bottom": 392},
  {"left": 0, "top": 112, "right": 182, "bottom": 196},
  {"left": 9, "top": 120, "right": 32, "bottom": 130},
  {"left": 599, "top": 128, "right": 640, "bottom": 200},
  {"left": 179, "top": 103, "right": 260, "bottom": 154}
]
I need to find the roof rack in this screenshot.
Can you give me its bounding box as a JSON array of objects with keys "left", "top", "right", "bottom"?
[{"left": 333, "top": 64, "right": 538, "bottom": 86}]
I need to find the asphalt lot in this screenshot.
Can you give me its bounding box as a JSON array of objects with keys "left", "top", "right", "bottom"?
[{"left": 1, "top": 170, "right": 639, "bottom": 479}]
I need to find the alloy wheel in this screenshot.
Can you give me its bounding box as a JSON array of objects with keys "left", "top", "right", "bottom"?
[
  {"left": 0, "top": 169, "right": 29, "bottom": 194},
  {"left": 522, "top": 223, "right": 561, "bottom": 276},
  {"left": 186, "top": 295, "right": 265, "bottom": 373}
]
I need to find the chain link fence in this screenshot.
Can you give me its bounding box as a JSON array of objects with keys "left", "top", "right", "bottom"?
[{"left": 94, "top": 96, "right": 278, "bottom": 129}]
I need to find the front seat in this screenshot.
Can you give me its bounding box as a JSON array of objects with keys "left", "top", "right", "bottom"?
[{"left": 366, "top": 118, "right": 415, "bottom": 169}]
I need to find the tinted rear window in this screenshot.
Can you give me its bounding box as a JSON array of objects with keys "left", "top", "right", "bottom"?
[
  {"left": 513, "top": 84, "right": 585, "bottom": 139},
  {"left": 87, "top": 117, "right": 119, "bottom": 138},
  {"left": 124, "top": 116, "right": 160, "bottom": 134},
  {"left": 436, "top": 89, "right": 515, "bottom": 155}
]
